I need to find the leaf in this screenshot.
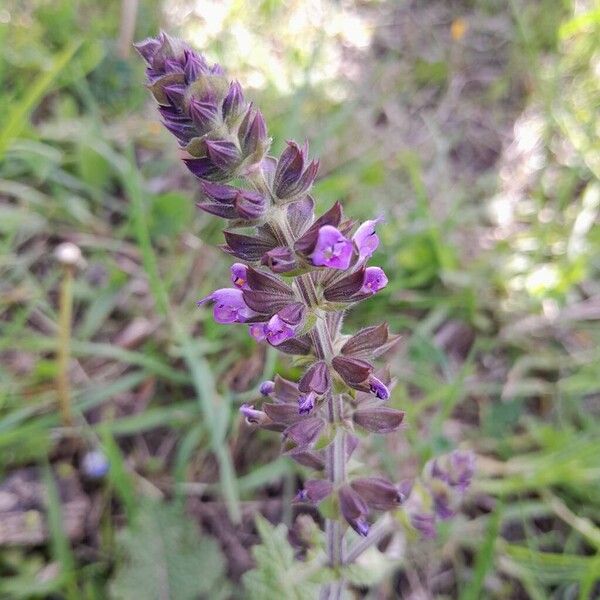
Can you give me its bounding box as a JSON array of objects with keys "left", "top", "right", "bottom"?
[
  {"left": 243, "top": 515, "right": 320, "bottom": 600},
  {"left": 110, "top": 500, "right": 229, "bottom": 600}
]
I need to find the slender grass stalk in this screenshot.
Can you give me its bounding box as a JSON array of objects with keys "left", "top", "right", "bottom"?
[{"left": 55, "top": 244, "right": 83, "bottom": 427}]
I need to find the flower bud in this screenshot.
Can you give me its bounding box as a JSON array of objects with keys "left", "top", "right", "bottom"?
[
  {"left": 286, "top": 447, "right": 325, "bottom": 470},
  {"left": 350, "top": 477, "right": 404, "bottom": 511},
  {"left": 323, "top": 267, "right": 366, "bottom": 302},
  {"left": 261, "top": 246, "right": 298, "bottom": 273},
  {"left": 273, "top": 140, "right": 319, "bottom": 201},
  {"left": 283, "top": 417, "right": 325, "bottom": 447},
  {"left": 223, "top": 230, "right": 278, "bottom": 261},
  {"left": 338, "top": 485, "right": 370, "bottom": 537},
  {"left": 295, "top": 479, "right": 333, "bottom": 504},
  {"left": 259, "top": 380, "right": 275, "bottom": 396},
  {"left": 222, "top": 81, "right": 244, "bottom": 121},
  {"left": 332, "top": 356, "right": 373, "bottom": 389},
  {"left": 353, "top": 407, "right": 405, "bottom": 434},
  {"left": 200, "top": 183, "right": 267, "bottom": 221}
]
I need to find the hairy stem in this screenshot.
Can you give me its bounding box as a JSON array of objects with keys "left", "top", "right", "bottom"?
[{"left": 253, "top": 169, "right": 349, "bottom": 595}]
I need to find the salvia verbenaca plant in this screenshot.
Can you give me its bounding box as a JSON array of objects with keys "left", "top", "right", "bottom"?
[{"left": 136, "top": 32, "right": 474, "bottom": 595}]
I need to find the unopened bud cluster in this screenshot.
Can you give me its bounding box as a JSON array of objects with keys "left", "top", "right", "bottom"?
[{"left": 137, "top": 32, "right": 473, "bottom": 550}]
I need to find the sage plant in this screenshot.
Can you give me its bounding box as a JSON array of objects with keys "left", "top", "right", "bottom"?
[{"left": 136, "top": 33, "right": 474, "bottom": 594}]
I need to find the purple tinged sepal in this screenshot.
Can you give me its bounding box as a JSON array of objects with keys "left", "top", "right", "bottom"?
[
  {"left": 286, "top": 448, "right": 325, "bottom": 470},
  {"left": 197, "top": 288, "right": 256, "bottom": 323},
  {"left": 410, "top": 512, "right": 437, "bottom": 540},
  {"left": 298, "top": 361, "right": 331, "bottom": 395},
  {"left": 222, "top": 81, "right": 245, "bottom": 120},
  {"left": 283, "top": 417, "right": 325, "bottom": 447},
  {"left": 332, "top": 356, "right": 373, "bottom": 389},
  {"left": 339, "top": 485, "right": 370, "bottom": 537},
  {"left": 340, "top": 323, "right": 390, "bottom": 358},
  {"left": 353, "top": 407, "right": 405, "bottom": 434},
  {"left": 350, "top": 477, "right": 404, "bottom": 511},
  {"left": 205, "top": 139, "right": 241, "bottom": 170},
  {"left": 273, "top": 140, "right": 319, "bottom": 201},
  {"left": 295, "top": 479, "right": 333, "bottom": 504},
  {"left": 197, "top": 179, "right": 266, "bottom": 219},
  {"left": 189, "top": 98, "right": 219, "bottom": 133},
  {"left": 310, "top": 226, "right": 353, "bottom": 270}
]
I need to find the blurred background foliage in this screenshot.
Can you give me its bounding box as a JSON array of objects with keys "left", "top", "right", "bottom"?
[{"left": 0, "top": 0, "right": 599, "bottom": 598}]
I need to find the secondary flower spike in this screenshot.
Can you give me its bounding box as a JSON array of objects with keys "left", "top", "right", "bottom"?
[{"left": 138, "top": 33, "right": 473, "bottom": 589}]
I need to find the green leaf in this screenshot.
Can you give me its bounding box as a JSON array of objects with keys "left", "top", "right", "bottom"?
[
  {"left": 149, "top": 192, "right": 194, "bottom": 238},
  {"left": 243, "top": 515, "right": 320, "bottom": 600},
  {"left": 110, "top": 500, "right": 229, "bottom": 600}
]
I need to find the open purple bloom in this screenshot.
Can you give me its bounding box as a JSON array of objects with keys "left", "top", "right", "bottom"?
[
  {"left": 353, "top": 218, "right": 382, "bottom": 262},
  {"left": 264, "top": 314, "right": 296, "bottom": 346},
  {"left": 360, "top": 266, "right": 388, "bottom": 295},
  {"left": 310, "top": 225, "right": 353, "bottom": 270},
  {"left": 231, "top": 263, "right": 250, "bottom": 289},
  {"left": 197, "top": 288, "right": 255, "bottom": 323}
]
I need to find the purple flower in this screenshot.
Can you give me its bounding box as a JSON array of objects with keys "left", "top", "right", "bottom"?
[
  {"left": 249, "top": 323, "right": 267, "bottom": 341},
  {"left": 360, "top": 267, "right": 388, "bottom": 295},
  {"left": 240, "top": 403, "right": 267, "bottom": 425},
  {"left": 259, "top": 380, "right": 275, "bottom": 396},
  {"left": 368, "top": 376, "right": 390, "bottom": 400},
  {"left": 410, "top": 512, "right": 436, "bottom": 539},
  {"left": 273, "top": 140, "right": 319, "bottom": 200},
  {"left": 264, "top": 314, "right": 296, "bottom": 346},
  {"left": 197, "top": 288, "right": 256, "bottom": 323},
  {"left": 81, "top": 450, "right": 109, "bottom": 479},
  {"left": 231, "top": 263, "right": 250, "bottom": 289},
  {"left": 310, "top": 226, "right": 353, "bottom": 270},
  {"left": 353, "top": 218, "right": 382, "bottom": 262},
  {"left": 298, "top": 391, "right": 317, "bottom": 415}
]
